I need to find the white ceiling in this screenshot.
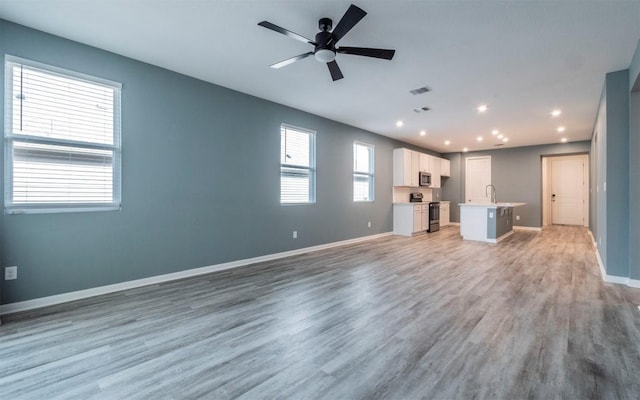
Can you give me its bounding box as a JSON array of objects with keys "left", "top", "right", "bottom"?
[{"left": 1, "top": 0, "right": 639, "bottom": 153}]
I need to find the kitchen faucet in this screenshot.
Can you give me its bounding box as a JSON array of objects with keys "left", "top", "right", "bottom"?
[{"left": 486, "top": 184, "right": 496, "bottom": 203}]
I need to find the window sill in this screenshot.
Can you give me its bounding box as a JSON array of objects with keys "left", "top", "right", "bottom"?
[{"left": 5, "top": 205, "right": 121, "bottom": 215}]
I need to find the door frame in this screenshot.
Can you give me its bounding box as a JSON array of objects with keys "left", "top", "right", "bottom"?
[{"left": 542, "top": 153, "right": 589, "bottom": 227}]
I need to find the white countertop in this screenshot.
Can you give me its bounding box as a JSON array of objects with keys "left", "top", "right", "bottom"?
[
  {"left": 393, "top": 201, "right": 451, "bottom": 205},
  {"left": 458, "top": 202, "right": 527, "bottom": 208}
]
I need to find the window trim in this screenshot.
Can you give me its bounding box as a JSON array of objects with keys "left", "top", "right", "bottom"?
[
  {"left": 353, "top": 141, "right": 375, "bottom": 202},
  {"left": 280, "top": 123, "right": 316, "bottom": 205},
  {"left": 4, "top": 55, "right": 122, "bottom": 214}
]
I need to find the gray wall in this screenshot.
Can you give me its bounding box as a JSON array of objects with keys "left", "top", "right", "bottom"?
[
  {"left": 630, "top": 90, "right": 640, "bottom": 280},
  {"left": 0, "top": 20, "right": 435, "bottom": 304},
  {"left": 590, "top": 64, "right": 639, "bottom": 280},
  {"left": 604, "top": 70, "right": 630, "bottom": 278},
  {"left": 629, "top": 43, "right": 640, "bottom": 280},
  {"left": 442, "top": 142, "right": 591, "bottom": 227},
  {"left": 591, "top": 70, "right": 637, "bottom": 277}
]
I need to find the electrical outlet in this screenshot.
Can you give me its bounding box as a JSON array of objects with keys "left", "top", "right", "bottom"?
[
  {"left": 516, "top": 215, "right": 520, "bottom": 221},
  {"left": 5, "top": 266, "right": 17, "bottom": 280},
  {"left": 368, "top": 221, "right": 371, "bottom": 228},
  {"left": 292, "top": 231, "right": 297, "bottom": 239}
]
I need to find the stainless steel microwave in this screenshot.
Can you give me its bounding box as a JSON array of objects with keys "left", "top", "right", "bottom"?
[{"left": 419, "top": 171, "right": 431, "bottom": 187}]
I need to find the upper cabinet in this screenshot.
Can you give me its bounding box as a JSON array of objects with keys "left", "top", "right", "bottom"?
[
  {"left": 393, "top": 148, "right": 449, "bottom": 187},
  {"left": 393, "top": 148, "right": 419, "bottom": 186},
  {"left": 441, "top": 158, "right": 451, "bottom": 177},
  {"left": 430, "top": 156, "right": 441, "bottom": 188},
  {"left": 419, "top": 153, "right": 430, "bottom": 173}
]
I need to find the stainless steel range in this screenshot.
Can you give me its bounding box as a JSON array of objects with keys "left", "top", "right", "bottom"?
[{"left": 427, "top": 201, "right": 440, "bottom": 233}]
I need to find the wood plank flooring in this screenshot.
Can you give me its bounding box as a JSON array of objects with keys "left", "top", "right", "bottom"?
[{"left": 1, "top": 226, "right": 640, "bottom": 399}]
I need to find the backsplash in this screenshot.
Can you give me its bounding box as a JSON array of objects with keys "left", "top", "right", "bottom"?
[{"left": 392, "top": 187, "right": 435, "bottom": 203}]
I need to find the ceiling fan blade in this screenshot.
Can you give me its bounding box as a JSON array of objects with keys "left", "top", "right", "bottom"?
[
  {"left": 270, "top": 52, "right": 314, "bottom": 69},
  {"left": 327, "top": 60, "right": 344, "bottom": 81},
  {"left": 258, "top": 21, "right": 316, "bottom": 45},
  {"left": 337, "top": 47, "right": 396, "bottom": 60},
  {"left": 330, "top": 4, "right": 367, "bottom": 44}
]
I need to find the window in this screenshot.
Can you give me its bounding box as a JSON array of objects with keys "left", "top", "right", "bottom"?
[
  {"left": 280, "top": 124, "right": 315, "bottom": 204},
  {"left": 4, "top": 56, "right": 121, "bottom": 214},
  {"left": 353, "top": 141, "right": 374, "bottom": 202}
]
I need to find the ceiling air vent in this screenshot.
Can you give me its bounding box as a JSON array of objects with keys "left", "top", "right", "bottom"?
[
  {"left": 413, "top": 106, "right": 431, "bottom": 113},
  {"left": 410, "top": 86, "right": 431, "bottom": 95},
  {"left": 494, "top": 143, "right": 504, "bottom": 147}
]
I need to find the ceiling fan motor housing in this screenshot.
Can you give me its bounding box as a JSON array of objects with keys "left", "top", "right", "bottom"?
[
  {"left": 318, "top": 17, "right": 332, "bottom": 32},
  {"left": 314, "top": 21, "right": 335, "bottom": 62}
]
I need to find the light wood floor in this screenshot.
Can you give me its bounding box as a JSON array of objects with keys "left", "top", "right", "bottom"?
[{"left": 1, "top": 226, "right": 639, "bottom": 399}]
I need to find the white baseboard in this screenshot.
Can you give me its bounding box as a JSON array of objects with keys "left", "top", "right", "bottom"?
[
  {"left": 514, "top": 226, "right": 542, "bottom": 232},
  {"left": 594, "top": 247, "right": 640, "bottom": 287},
  {"left": 446, "top": 222, "right": 460, "bottom": 226},
  {"left": 494, "top": 230, "right": 515, "bottom": 243},
  {"left": 0, "top": 232, "right": 393, "bottom": 316},
  {"left": 587, "top": 230, "right": 597, "bottom": 247}
]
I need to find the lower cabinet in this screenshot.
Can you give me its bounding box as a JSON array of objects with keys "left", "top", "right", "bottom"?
[
  {"left": 394, "top": 204, "right": 428, "bottom": 236},
  {"left": 440, "top": 201, "right": 450, "bottom": 227}
]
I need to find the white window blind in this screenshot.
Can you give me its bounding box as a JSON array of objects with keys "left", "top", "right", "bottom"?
[
  {"left": 280, "top": 124, "right": 315, "bottom": 204},
  {"left": 4, "top": 56, "right": 121, "bottom": 214},
  {"left": 353, "top": 141, "right": 374, "bottom": 202}
]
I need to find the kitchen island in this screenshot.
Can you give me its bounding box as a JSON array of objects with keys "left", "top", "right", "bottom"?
[{"left": 459, "top": 202, "right": 526, "bottom": 243}]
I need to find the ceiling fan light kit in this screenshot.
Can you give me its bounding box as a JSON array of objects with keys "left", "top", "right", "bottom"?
[
  {"left": 258, "top": 4, "right": 395, "bottom": 81},
  {"left": 315, "top": 48, "right": 336, "bottom": 63}
]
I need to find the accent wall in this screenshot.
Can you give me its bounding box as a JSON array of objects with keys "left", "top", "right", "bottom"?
[{"left": 0, "top": 20, "right": 434, "bottom": 305}]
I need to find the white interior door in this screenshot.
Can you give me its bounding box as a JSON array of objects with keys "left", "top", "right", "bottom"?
[
  {"left": 550, "top": 156, "right": 586, "bottom": 225},
  {"left": 465, "top": 156, "right": 492, "bottom": 203}
]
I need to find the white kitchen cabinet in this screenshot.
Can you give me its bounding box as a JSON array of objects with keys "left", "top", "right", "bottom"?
[
  {"left": 413, "top": 206, "right": 422, "bottom": 232},
  {"left": 393, "top": 148, "right": 419, "bottom": 186},
  {"left": 393, "top": 148, "right": 449, "bottom": 188},
  {"left": 440, "top": 201, "right": 450, "bottom": 226},
  {"left": 441, "top": 158, "right": 451, "bottom": 177},
  {"left": 429, "top": 156, "right": 441, "bottom": 188},
  {"left": 419, "top": 153, "right": 430, "bottom": 173},
  {"left": 393, "top": 204, "right": 428, "bottom": 236}
]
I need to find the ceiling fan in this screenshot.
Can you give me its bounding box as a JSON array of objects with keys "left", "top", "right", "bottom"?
[{"left": 258, "top": 4, "right": 396, "bottom": 81}]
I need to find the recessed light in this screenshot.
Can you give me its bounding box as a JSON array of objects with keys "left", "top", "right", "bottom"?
[
  {"left": 502, "top": 137, "right": 509, "bottom": 142},
  {"left": 444, "top": 140, "right": 451, "bottom": 145},
  {"left": 396, "top": 120, "right": 404, "bottom": 127},
  {"left": 462, "top": 147, "right": 469, "bottom": 152},
  {"left": 561, "top": 138, "right": 568, "bottom": 143},
  {"left": 492, "top": 129, "right": 499, "bottom": 135},
  {"left": 477, "top": 104, "right": 488, "bottom": 113},
  {"left": 419, "top": 130, "right": 426, "bottom": 136},
  {"left": 551, "top": 109, "right": 562, "bottom": 117},
  {"left": 477, "top": 136, "right": 483, "bottom": 142},
  {"left": 497, "top": 134, "right": 504, "bottom": 139},
  {"left": 557, "top": 126, "right": 566, "bottom": 133}
]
